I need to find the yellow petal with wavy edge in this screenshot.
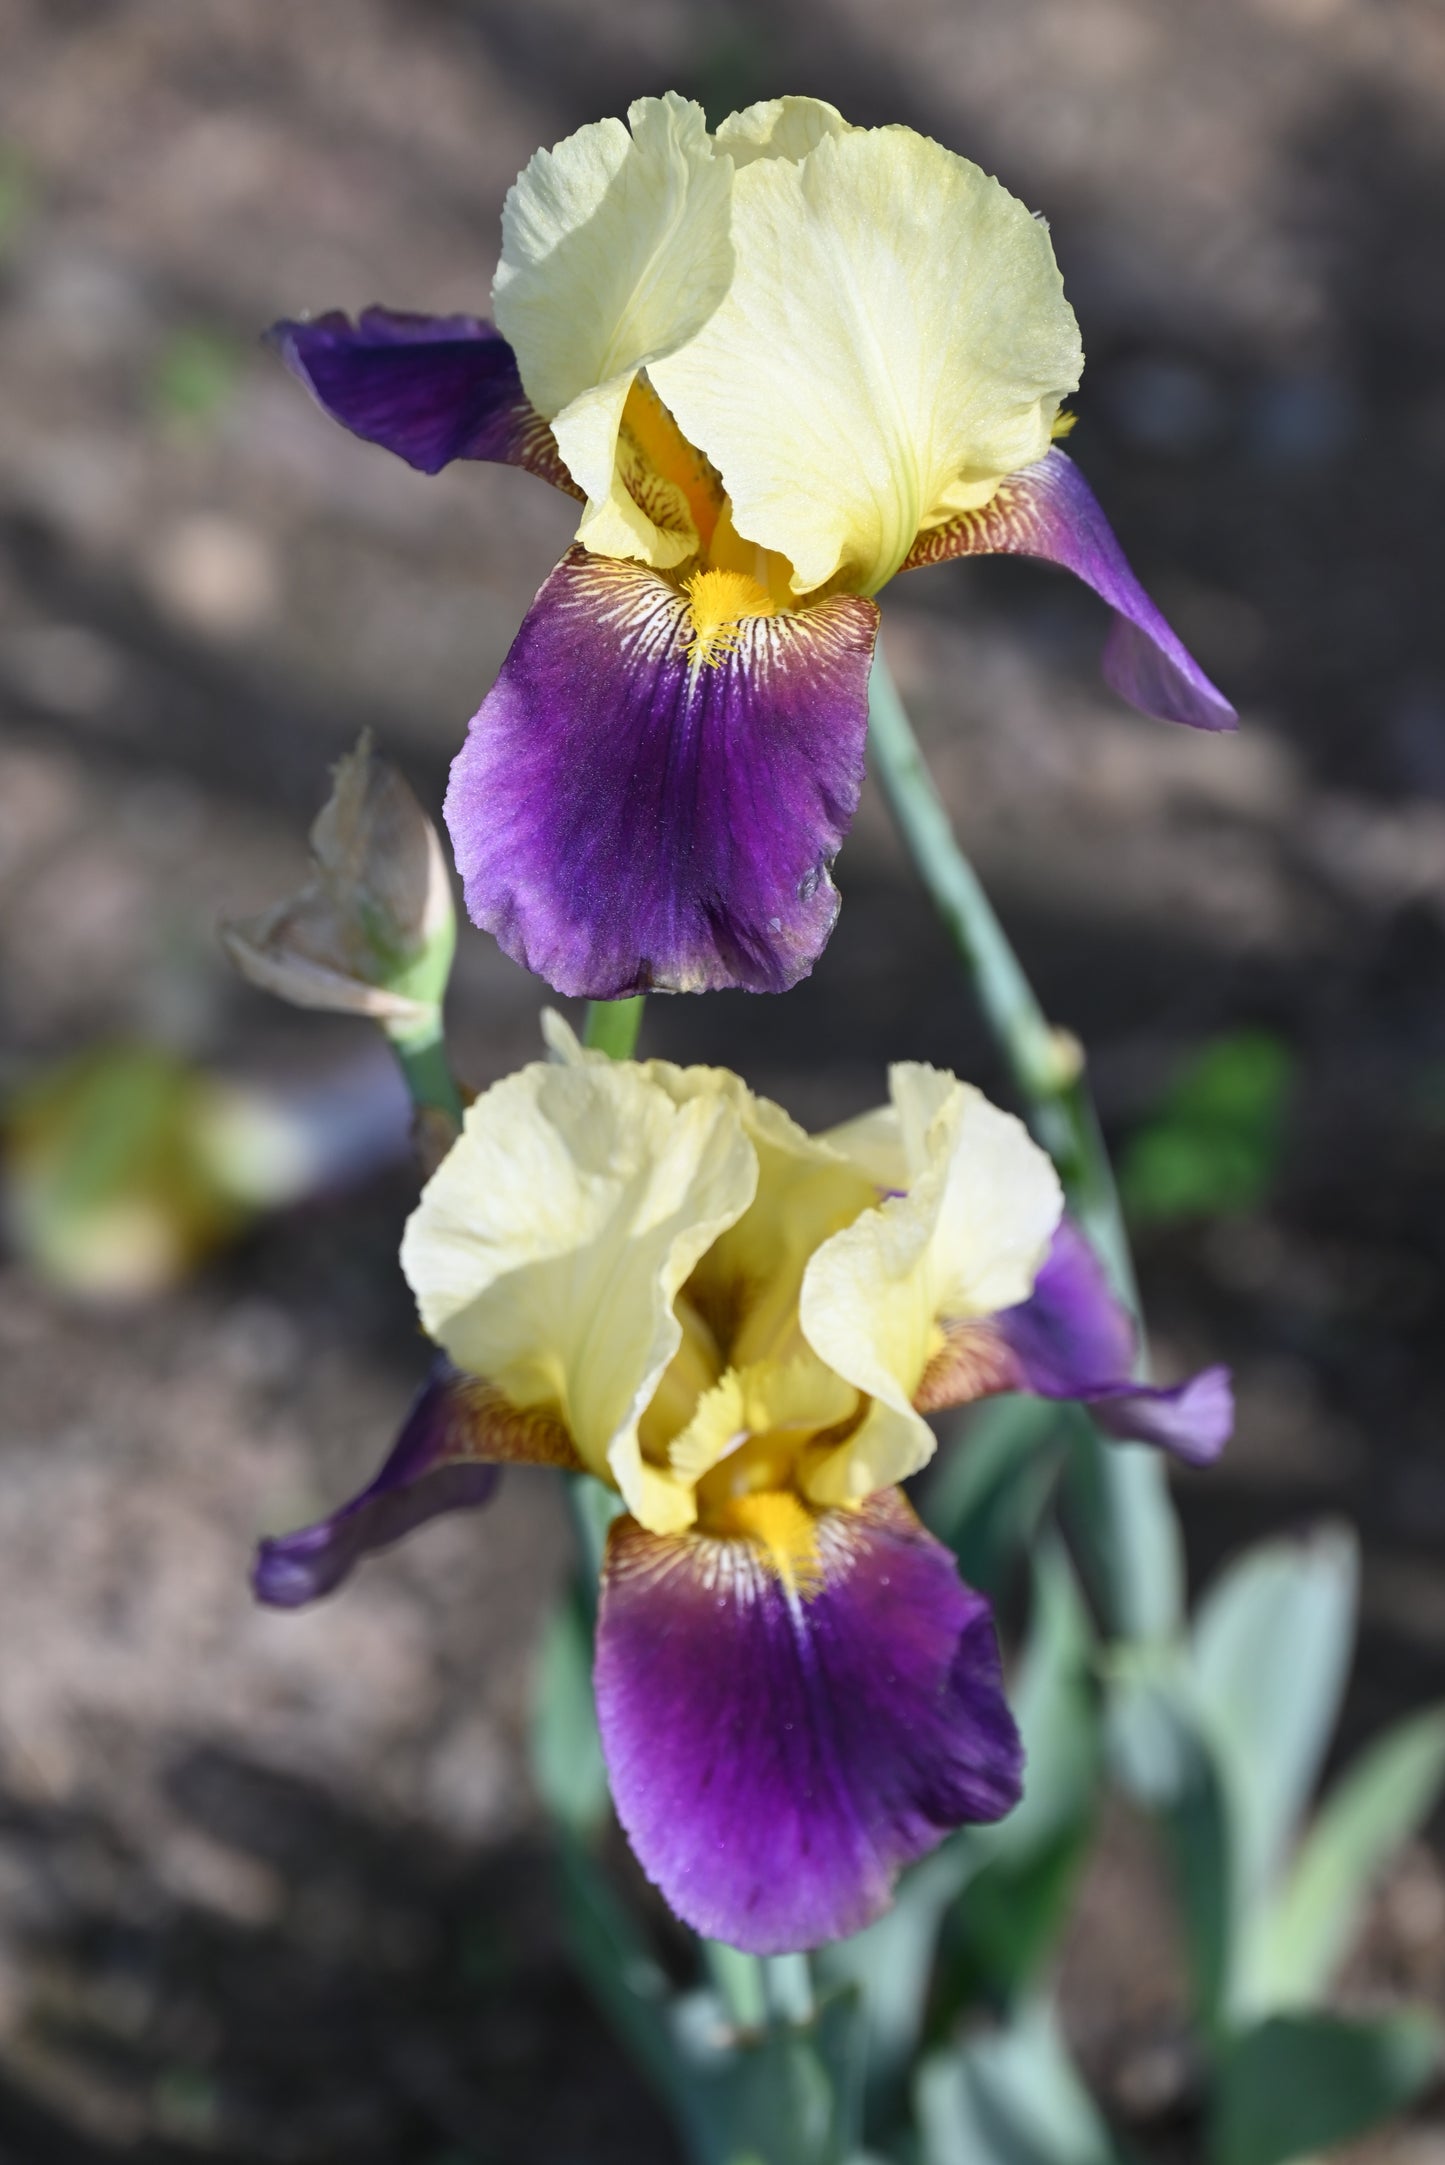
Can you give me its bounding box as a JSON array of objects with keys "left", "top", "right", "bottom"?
[
  {"left": 493, "top": 94, "right": 733, "bottom": 568},
  {"left": 821, "top": 1100, "right": 907, "bottom": 1192},
  {"left": 799, "top": 1064, "right": 1062, "bottom": 1503},
  {"left": 542, "top": 1010, "right": 877, "bottom": 1375},
  {"left": 714, "top": 96, "right": 849, "bottom": 167},
  {"left": 400, "top": 1054, "right": 757, "bottom": 1534},
  {"left": 692, "top": 1094, "right": 877, "bottom": 1373},
  {"left": 651, "top": 125, "right": 1082, "bottom": 597}
]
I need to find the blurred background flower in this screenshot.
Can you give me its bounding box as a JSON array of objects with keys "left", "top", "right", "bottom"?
[{"left": 1, "top": 1, "right": 1443, "bottom": 2158}]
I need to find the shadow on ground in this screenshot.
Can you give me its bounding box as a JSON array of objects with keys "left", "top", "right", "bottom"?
[{"left": 0, "top": 1743, "right": 680, "bottom": 2165}]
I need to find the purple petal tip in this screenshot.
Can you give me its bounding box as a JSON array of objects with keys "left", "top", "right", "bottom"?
[
  {"left": 1090, "top": 1364, "right": 1234, "bottom": 1466},
  {"left": 904, "top": 448, "right": 1238, "bottom": 735},
  {"left": 266, "top": 306, "right": 565, "bottom": 483},
  {"left": 1103, "top": 617, "right": 1238, "bottom": 734},
  {"left": 251, "top": 1362, "right": 504, "bottom": 1608},
  {"left": 948, "top": 1220, "right": 1235, "bottom": 1468}
]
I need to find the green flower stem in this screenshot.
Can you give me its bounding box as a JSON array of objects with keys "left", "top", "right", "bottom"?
[
  {"left": 385, "top": 1008, "right": 463, "bottom": 1130},
  {"left": 706, "top": 1942, "right": 817, "bottom": 2037},
  {"left": 866, "top": 650, "right": 1125, "bottom": 1292},
  {"left": 584, "top": 996, "right": 647, "bottom": 1060},
  {"left": 707, "top": 1940, "right": 770, "bottom": 2031},
  {"left": 866, "top": 643, "right": 1182, "bottom": 1641},
  {"left": 764, "top": 1951, "right": 817, "bottom": 2026}
]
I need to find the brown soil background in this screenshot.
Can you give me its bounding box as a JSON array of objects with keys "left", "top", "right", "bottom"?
[{"left": 0, "top": 1, "right": 1443, "bottom": 2158}]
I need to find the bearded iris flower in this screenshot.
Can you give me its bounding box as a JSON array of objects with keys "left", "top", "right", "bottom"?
[
  {"left": 255, "top": 1019, "right": 1230, "bottom": 1953},
  {"left": 271, "top": 94, "right": 1236, "bottom": 1005}
]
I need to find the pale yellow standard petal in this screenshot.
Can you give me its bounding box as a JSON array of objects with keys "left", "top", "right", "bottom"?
[
  {"left": 821, "top": 1100, "right": 907, "bottom": 1192},
  {"left": 799, "top": 1064, "right": 1062, "bottom": 1504},
  {"left": 714, "top": 96, "right": 849, "bottom": 167},
  {"left": 400, "top": 1056, "right": 757, "bottom": 1533},
  {"left": 542, "top": 1010, "right": 877, "bottom": 1374},
  {"left": 691, "top": 1091, "right": 876, "bottom": 1372},
  {"left": 889, "top": 1065, "right": 1064, "bottom": 1317},
  {"left": 493, "top": 93, "right": 733, "bottom": 568},
  {"left": 651, "top": 125, "right": 1083, "bottom": 597}
]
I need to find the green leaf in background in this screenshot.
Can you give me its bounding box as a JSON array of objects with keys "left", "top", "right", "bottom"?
[
  {"left": 1120, "top": 1030, "right": 1294, "bottom": 1226},
  {"left": 816, "top": 1548, "right": 1102, "bottom": 2143},
  {"left": 994, "top": 1541, "right": 1100, "bottom": 1866},
  {"left": 1211, "top": 2009, "right": 1441, "bottom": 2165},
  {"left": 820, "top": 1833, "right": 983, "bottom": 2116},
  {"left": 697, "top": 1985, "right": 868, "bottom": 2165},
  {"left": 553, "top": 1830, "right": 695, "bottom": 2142},
  {"left": 923, "top": 1396, "right": 1074, "bottom": 1600},
  {"left": 150, "top": 324, "right": 245, "bottom": 433},
  {"left": 916, "top": 1998, "right": 1123, "bottom": 2165},
  {"left": 939, "top": 1541, "right": 1101, "bottom": 2015},
  {"left": 940, "top": 1830, "right": 1095, "bottom": 2035},
  {"left": 529, "top": 1583, "right": 610, "bottom": 1841},
  {"left": 1106, "top": 1656, "right": 1234, "bottom": 2030},
  {"left": 1063, "top": 1415, "right": 1185, "bottom": 1648},
  {"left": 563, "top": 1833, "right": 869, "bottom": 2165},
  {"left": 1241, "top": 1704, "right": 1445, "bottom": 2015},
  {"left": 1191, "top": 1527, "right": 1357, "bottom": 1917},
  {"left": 565, "top": 1471, "right": 624, "bottom": 1616}
]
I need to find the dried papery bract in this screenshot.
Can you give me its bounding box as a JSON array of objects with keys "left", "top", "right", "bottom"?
[{"left": 221, "top": 731, "right": 455, "bottom": 1027}]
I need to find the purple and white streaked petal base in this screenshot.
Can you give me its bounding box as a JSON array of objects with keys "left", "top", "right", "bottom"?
[
  {"left": 901, "top": 447, "right": 1237, "bottom": 734},
  {"left": 447, "top": 548, "right": 880, "bottom": 998},
  {"left": 917, "top": 1220, "right": 1233, "bottom": 1468},
  {"left": 252, "top": 1359, "right": 581, "bottom": 1608},
  {"left": 594, "top": 1489, "right": 1022, "bottom": 1954},
  {"left": 267, "top": 307, "right": 577, "bottom": 491}
]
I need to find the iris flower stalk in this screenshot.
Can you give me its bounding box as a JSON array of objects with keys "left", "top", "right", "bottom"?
[
  {"left": 866, "top": 645, "right": 1182, "bottom": 1640},
  {"left": 271, "top": 92, "right": 1235, "bottom": 1005},
  {"left": 255, "top": 1014, "right": 1229, "bottom": 1955}
]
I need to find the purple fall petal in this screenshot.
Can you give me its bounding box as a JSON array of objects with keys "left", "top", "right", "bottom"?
[
  {"left": 446, "top": 547, "right": 880, "bottom": 998},
  {"left": 267, "top": 307, "right": 577, "bottom": 490},
  {"left": 995, "top": 1218, "right": 1137, "bottom": 1396},
  {"left": 253, "top": 1359, "right": 579, "bottom": 1608},
  {"left": 901, "top": 446, "right": 1236, "bottom": 733},
  {"left": 594, "top": 1489, "right": 1022, "bottom": 1955},
  {"left": 919, "top": 1220, "right": 1233, "bottom": 1468},
  {"left": 1087, "top": 1367, "right": 1235, "bottom": 1467}
]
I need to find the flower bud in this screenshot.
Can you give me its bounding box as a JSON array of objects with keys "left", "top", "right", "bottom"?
[{"left": 221, "top": 733, "right": 454, "bottom": 1027}]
